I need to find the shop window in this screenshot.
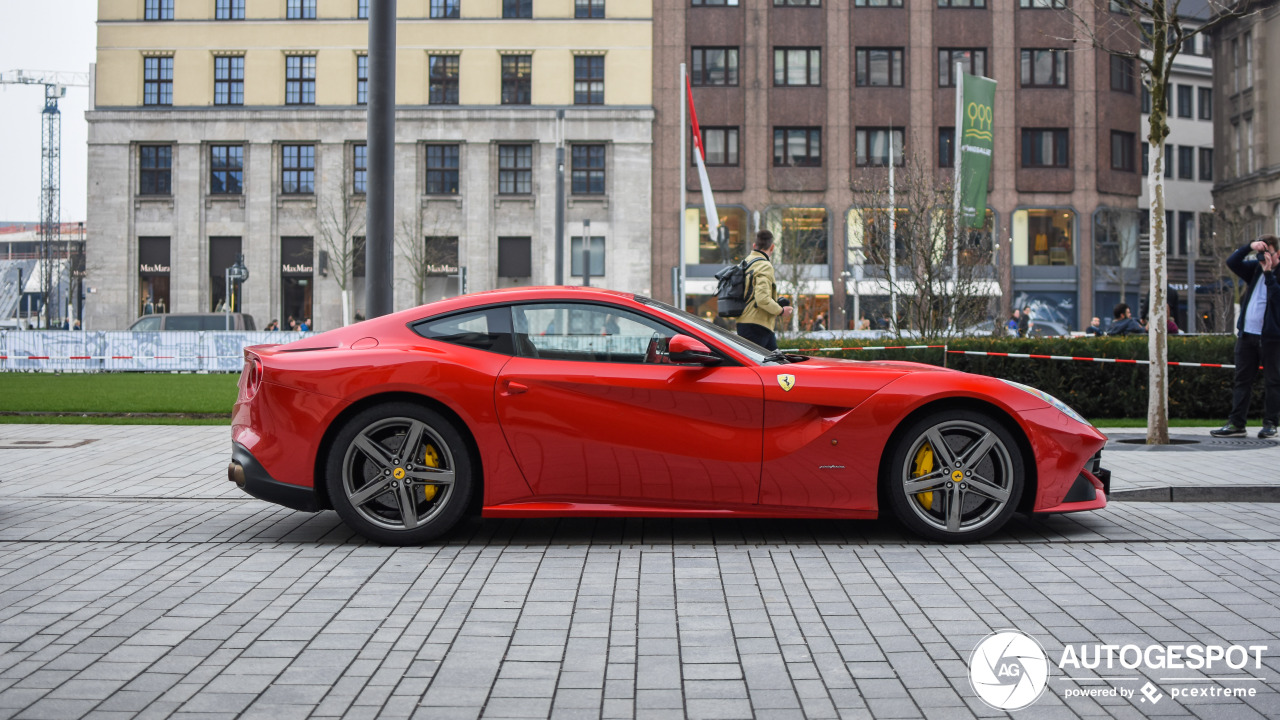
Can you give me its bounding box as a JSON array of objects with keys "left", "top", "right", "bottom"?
[
  {"left": 685, "top": 207, "right": 748, "bottom": 265},
  {"left": 1093, "top": 209, "right": 1139, "bottom": 268},
  {"left": 1013, "top": 209, "right": 1074, "bottom": 266}
]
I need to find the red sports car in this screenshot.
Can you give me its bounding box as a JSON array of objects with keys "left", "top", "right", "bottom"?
[{"left": 229, "top": 287, "right": 1109, "bottom": 544}]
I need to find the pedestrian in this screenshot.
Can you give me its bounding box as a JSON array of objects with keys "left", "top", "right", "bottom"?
[
  {"left": 1085, "top": 316, "right": 1103, "bottom": 336},
  {"left": 287, "top": 316, "right": 298, "bottom": 331},
  {"left": 1007, "top": 309, "right": 1020, "bottom": 336},
  {"left": 301, "top": 317, "right": 312, "bottom": 332},
  {"left": 1211, "top": 235, "right": 1280, "bottom": 439},
  {"left": 812, "top": 313, "right": 826, "bottom": 332},
  {"left": 734, "top": 230, "right": 792, "bottom": 351},
  {"left": 1166, "top": 304, "right": 1182, "bottom": 335},
  {"left": 1106, "top": 303, "right": 1147, "bottom": 336},
  {"left": 1017, "top": 307, "right": 1031, "bottom": 338}
]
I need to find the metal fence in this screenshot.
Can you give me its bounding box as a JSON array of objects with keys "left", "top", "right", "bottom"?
[{"left": 0, "top": 331, "right": 310, "bottom": 373}]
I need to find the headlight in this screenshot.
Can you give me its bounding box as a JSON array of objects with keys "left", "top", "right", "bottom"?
[{"left": 1001, "top": 379, "right": 1090, "bottom": 426}]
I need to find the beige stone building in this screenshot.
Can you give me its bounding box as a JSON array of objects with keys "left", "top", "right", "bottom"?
[
  {"left": 87, "top": 0, "right": 654, "bottom": 331},
  {"left": 1210, "top": 0, "right": 1280, "bottom": 251}
]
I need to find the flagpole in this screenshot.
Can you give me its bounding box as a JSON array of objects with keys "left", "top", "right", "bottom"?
[
  {"left": 888, "top": 127, "right": 896, "bottom": 334},
  {"left": 678, "top": 63, "right": 688, "bottom": 310},
  {"left": 951, "top": 62, "right": 964, "bottom": 332}
]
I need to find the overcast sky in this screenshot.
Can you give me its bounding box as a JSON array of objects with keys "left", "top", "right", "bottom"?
[{"left": 0, "top": 0, "right": 96, "bottom": 224}]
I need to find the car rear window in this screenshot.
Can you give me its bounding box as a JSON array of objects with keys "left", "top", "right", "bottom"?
[
  {"left": 412, "top": 308, "right": 514, "bottom": 355},
  {"left": 166, "top": 316, "right": 204, "bottom": 331}
]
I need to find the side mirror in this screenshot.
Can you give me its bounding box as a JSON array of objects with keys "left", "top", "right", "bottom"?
[{"left": 668, "top": 334, "right": 721, "bottom": 366}]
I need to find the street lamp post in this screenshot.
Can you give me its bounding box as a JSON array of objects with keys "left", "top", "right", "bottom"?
[{"left": 225, "top": 253, "right": 249, "bottom": 330}]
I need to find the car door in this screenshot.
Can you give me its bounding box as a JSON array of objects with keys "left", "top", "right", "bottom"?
[{"left": 495, "top": 301, "right": 765, "bottom": 507}]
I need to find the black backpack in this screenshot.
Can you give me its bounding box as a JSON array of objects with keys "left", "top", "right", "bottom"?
[{"left": 714, "top": 256, "right": 766, "bottom": 318}]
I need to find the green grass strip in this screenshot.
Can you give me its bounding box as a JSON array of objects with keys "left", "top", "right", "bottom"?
[{"left": 0, "top": 373, "right": 240, "bottom": 414}]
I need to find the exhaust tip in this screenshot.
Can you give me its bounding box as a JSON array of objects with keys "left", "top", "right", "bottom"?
[{"left": 228, "top": 461, "right": 246, "bottom": 488}]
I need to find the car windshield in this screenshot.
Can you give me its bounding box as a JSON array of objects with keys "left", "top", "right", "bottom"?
[{"left": 635, "top": 296, "right": 774, "bottom": 365}]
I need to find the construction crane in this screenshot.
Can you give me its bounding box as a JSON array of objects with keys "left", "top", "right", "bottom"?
[{"left": 0, "top": 69, "right": 90, "bottom": 328}]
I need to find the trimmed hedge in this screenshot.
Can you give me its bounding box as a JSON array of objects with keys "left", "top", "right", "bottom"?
[{"left": 781, "top": 334, "right": 1259, "bottom": 420}]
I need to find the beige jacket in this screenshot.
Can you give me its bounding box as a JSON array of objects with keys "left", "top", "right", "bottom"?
[{"left": 737, "top": 249, "right": 784, "bottom": 329}]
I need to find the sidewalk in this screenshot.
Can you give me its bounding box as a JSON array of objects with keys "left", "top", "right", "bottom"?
[{"left": 1095, "top": 425, "right": 1280, "bottom": 502}]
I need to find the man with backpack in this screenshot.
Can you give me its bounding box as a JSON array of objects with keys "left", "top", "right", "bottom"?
[{"left": 734, "top": 231, "right": 792, "bottom": 350}]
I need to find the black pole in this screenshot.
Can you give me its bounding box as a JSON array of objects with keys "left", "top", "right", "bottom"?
[
  {"left": 554, "top": 110, "right": 565, "bottom": 286},
  {"left": 366, "top": 0, "right": 396, "bottom": 318},
  {"left": 582, "top": 218, "right": 591, "bottom": 287}
]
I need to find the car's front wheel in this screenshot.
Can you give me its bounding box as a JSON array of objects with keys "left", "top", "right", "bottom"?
[
  {"left": 885, "top": 409, "right": 1024, "bottom": 542},
  {"left": 326, "top": 403, "right": 472, "bottom": 545}
]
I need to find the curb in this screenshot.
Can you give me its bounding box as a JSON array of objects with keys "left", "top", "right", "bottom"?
[{"left": 1110, "top": 486, "right": 1279, "bottom": 503}]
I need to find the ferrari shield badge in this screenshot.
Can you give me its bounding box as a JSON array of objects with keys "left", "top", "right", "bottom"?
[{"left": 777, "top": 374, "right": 796, "bottom": 392}]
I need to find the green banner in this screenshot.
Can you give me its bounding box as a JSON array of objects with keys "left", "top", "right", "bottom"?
[{"left": 958, "top": 72, "right": 997, "bottom": 229}]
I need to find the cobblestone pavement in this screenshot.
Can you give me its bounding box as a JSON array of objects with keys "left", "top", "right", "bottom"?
[{"left": 1, "top": 425, "right": 1278, "bottom": 720}]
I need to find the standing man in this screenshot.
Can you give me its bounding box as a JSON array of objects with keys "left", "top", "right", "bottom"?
[
  {"left": 1017, "top": 307, "right": 1031, "bottom": 337},
  {"left": 1085, "top": 317, "right": 1103, "bottom": 335},
  {"left": 1212, "top": 236, "right": 1280, "bottom": 439},
  {"left": 1107, "top": 303, "right": 1147, "bottom": 335},
  {"left": 735, "top": 230, "right": 792, "bottom": 351}
]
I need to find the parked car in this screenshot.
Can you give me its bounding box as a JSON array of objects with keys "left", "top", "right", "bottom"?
[
  {"left": 961, "top": 319, "right": 1071, "bottom": 338},
  {"left": 229, "top": 287, "right": 1110, "bottom": 545},
  {"left": 130, "top": 313, "right": 256, "bottom": 331}
]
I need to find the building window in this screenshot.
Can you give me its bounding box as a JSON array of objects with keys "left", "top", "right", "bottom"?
[
  {"left": 1110, "top": 55, "right": 1134, "bottom": 93},
  {"left": 1141, "top": 85, "right": 1151, "bottom": 113},
  {"left": 216, "top": 0, "right": 245, "bottom": 20},
  {"left": 1019, "top": 0, "right": 1065, "bottom": 6},
  {"left": 1021, "top": 129, "right": 1068, "bottom": 168},
  {"left": 501, "top": 55, "right": 532, "bottom": 105},
  {"left": 1013, "top": 208, "right": 1074, "bottom": 266},
  {"left": 358, "top": 0, "right": 368, "bottom": 18},
  {"left": 280, "top": 237, "right": 314, "bottom": 323},
  {"left": 938, "top": 127, "right": 955, "bottom": 168},
  {"left": 431, "top": 0, "right": 460, "bottom": 17},
  {"left": 139, "top": 145, "right": 172, "bottom": 195},
  {"left": 937, "top": 0, "right": 984, "bottom": 7},
  {"left": 353, "top": 144, "right": 367, "bottom": 194},
  {"left": 574, "top": 56, "right": 605, "bottom": 105},
  {"left": 855, "top": 0, "right": 902, "bottom": 5},
  {"left": 1020, "top": 49, "right": 1067, "bottom": 87},
  {"left": 855, "top": 48, "right": 904, "bottom": 87},
  {"left": 499, "top": 144, "right": 533, "bottom": 194},
  {"left": 1111, "top": 131, "right": 1135, "bottom": 172},
  {"left": 1198, "top": 87, "right": 1212, "bottom": 120},
  {"left": 145, "top": 0, "right": 173, "bottom": 20},
  {"left": 285, "top": 55, "right": 316, "bottom": 105},
  {"left": 1243, "top": 32, "right": 1252, "bottom": 89},
  {"left": 774, "top": 48, "right": 821, "bottom": 87},
  {"left": 571, "top": 144, "right": 605, "bottom": 195},
  {"left": 1165, "top": 144, "right": 1173, "bottom": 178},
  {"left": 357, "top": 55, "right": 368, "bottom": 105},
  {"left": 1231, "top": 38, "right": 1240, "bottom": 94},
  {"left": 138, "top": 237, "right": 172, "bottom": 315},
  {"left": 143, "top": 57, "right": 173, "bottom": 106},
  {"left": 1176, "top": 145, "right": 1193, "bottom": 180},
  {"left": 1142, "top": 141, "right": 1148, "bottom": 174},
  {"left": 692, "top": 0, "right": 739, "bottom": 4},
  {"left": 701, "top": 127, "right": 739, "bottom": 166},
  {"left": 430, "top": 55, "right": 459, "bottom": 105},
  {"left": 691, "top": 47, "right": 739, "bottom": 86},
  {"left": 426, "top": 145, "right": 460, "bottom": 195},
  {"left": 774, "top": 127, "right": 822, "bottom": 167},
  {"left": 210, "top": 145, "right": 243, "bottom": 194},
  {"left": 210, "top": 237, "right": 243, "bottom": 312},
  {"left": 287, "top": 0, "right": 317, "bottom": 19},
  {"left": 938, "top": 49, "right": 986, "bottom": 87},
  {"left": 855, "top": 127, "right": 904, "bottom": 167},
  {"left": 1176, "top": 84, "right": 1193, "bottom": 118},
  {"left": 570, "top": 236, "right": 606, "bottom": 277},
  {"left": 503, "top": 0, "right": 532, "bottom": 18},
  {"left": 775, "top": 0, "right": 821, "bottom": 6},
  {"left": 213, "top": 57, "right": 244, "bottom": 106},
  {"left": 1199, "top": 147, "right": 1213, "bottom": 181},
  {"left": 498, "top": 237, "right": 532, "bottom": 278},
  {"left": 281, "top": 144, "right": 315, "bottom": 194},
  {"left": 576, "top": 0, "right": 605, "bottom": 17}
]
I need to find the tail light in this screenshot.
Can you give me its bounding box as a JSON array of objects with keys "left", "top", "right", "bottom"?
[{"left": 242, "top": 354, "right": 263, "bottom": 399}]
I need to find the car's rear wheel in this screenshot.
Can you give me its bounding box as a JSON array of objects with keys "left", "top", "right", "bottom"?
[
  {"left": 885, "top": 409, "right": 1024, "bottom": 542},
  {"left": 326, "top": 403, "right": 472, "bottom": 545}
]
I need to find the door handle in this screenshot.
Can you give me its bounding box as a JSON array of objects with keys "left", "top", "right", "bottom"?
[{"left": 502, "top": 381, "right": 529, "bottom": 396}]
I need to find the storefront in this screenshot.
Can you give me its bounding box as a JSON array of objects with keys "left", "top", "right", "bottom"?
[
  {"left": 209, "top": 236, "right": 243, "bottom": 312},
  {"left": 1012, "top": 208, "right": 1078, "bottom": 330},
  {"left": 138, "top": 236, "right": 170, "bottom": 317},
  {"left": 280, "top": 236, "right": 313, "bottom": 329}
]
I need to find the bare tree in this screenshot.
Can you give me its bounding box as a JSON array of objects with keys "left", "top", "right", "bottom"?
[
  {"left": 315, "top": 179, "right": 366, "bottom": 327},
  {"left": 1051, "top": 0, "right": 1249, "bottom": 443},
  {"left": 850, "top": 147, "right": 995, "bottom": 339},
  {"left": 763, "top": 207, "right": 826, "bottom": 336},
  {"left": 396, "top": 205, "right": 460, "bottom": 307}
]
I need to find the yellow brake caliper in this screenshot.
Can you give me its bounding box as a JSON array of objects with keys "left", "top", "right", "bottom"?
[
  {"left": 912, "top": 444, "right": 935, "bottom": 511},
  {"left": 421, "top": 444, "right": 440, "bottom": 501}
]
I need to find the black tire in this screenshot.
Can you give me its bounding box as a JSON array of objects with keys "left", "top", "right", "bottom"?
[
  {"left": 884, "top": 409, "right": 1025, "bottom": 543},
  {"left": 326, "top": 402, "right": 472, "bottom": 545}
]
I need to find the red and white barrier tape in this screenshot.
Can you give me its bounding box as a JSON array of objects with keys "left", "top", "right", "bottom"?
[
  {"left": 792, "top": 344, "right": 947, "bottom": 353},
  {"left": 941, "top": 350, "right": 1236, "bottom": 369}
]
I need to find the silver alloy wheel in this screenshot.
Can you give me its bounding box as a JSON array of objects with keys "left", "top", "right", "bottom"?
[
  {"left": 341, "top": 416, "right": 457, "bottom": 531},
  {"left": 900, "top": 419, "right": 1015, "bottom": 535}
]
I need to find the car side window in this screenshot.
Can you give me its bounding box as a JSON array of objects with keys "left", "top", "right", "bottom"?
[
  {"left": 511, "top": 303, "right": 678, "bottom": 364},
  {"left": 412, "top": 307, "right": 515, "bottom": 355},
  {"left": 166, "top": 316, "right": 202, "bottom": 331},
  {"left": 131, "top": 317, "right": 161, "bottom": 332}
]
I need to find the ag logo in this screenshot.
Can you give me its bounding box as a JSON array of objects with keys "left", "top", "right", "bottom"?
[
  {"left": 777, "top": 374, "right": 795, "bottom": 392},
  {"left": 969, "top": 631, "right": 1051, "bottom": 711}
]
